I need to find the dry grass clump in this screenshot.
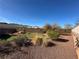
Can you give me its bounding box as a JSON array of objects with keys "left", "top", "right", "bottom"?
[
  {"left": 0, "top": 34, "right": 33, "bottom": 55},
  {"left": 7, "top": 34, "right": 33, "bottom": 47},
  {"left": 26, "top": 32, "right": 55, "bottom": 47},
  {"left": 0, "top": 31, "right": 59, "bottom": 55}
]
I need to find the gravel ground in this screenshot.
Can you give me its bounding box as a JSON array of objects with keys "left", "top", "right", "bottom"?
[{"left": 0, "top": 35, "right": 78, "bottom": 59}]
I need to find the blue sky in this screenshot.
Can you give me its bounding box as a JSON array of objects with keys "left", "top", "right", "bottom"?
[{"left": 0, "top": 0, "right": 79, "bottom": 27}]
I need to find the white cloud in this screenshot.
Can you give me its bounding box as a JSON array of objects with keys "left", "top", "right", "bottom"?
[
  {"left": 0, "top": 17, "right": 22, "bottom": 24},
  {"left": 0, "top": 17, "right": 12, "bottom": 23}
]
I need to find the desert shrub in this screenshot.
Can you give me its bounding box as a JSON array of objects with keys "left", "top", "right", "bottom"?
[
  {"left": 0, "top": 40, "right": 15, "bottom": 54},
  {"left": 30, "top": 33, "right": 41, "bottom": 45},
  {"left": 42, "top": 39, "right": 56, "bottom": 47},
  {"left": 41, "top": 34, "right": 55, "bottom": 47},
  {"left": 25, "top": 32, "right": 53, "bottom": 46},
  {"left": 25, "top": 32, "right": 38, "bottom": 40},
  {"left": 0, "top": 40, "right": 14, "bottom": 54},
  {"left": 0, "top": 40, "right": 14, "bottom": 47},
  {"left": 0, "top": 40, "right": 9, "bottom": 46},
  {"left": 16, "top": 35, "right": 32, "bottom": 47},
  {"left": 35, "top": 38, "right": 43, "bottom": 46},
  {"left": 7, "top": 34, "right": 32, "bottom": 47},
  {"left": 7, "top": 36, "right": 17, "bottom": 42},
  {"left": 47, "top": 30, "right": 60, "bottom": 40}
]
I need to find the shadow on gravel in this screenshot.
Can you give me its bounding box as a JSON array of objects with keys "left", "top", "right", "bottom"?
[
  {"left": 53, "top": 38, "right": 69, "bottom": 42},
  {"left": 0, "top": 34, "right": 11, "bottom": 40},
  {"left": 0, "top": 46, "right": 14, "bottom": 55},
  {"left": 46, "top": 42, "right": 56, "bottom": 47}
]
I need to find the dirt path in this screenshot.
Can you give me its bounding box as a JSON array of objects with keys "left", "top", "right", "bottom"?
[
  {"left": 0, "top": 35, "right": 78, "bottom": 59},
  {"left": 29, "top": 35, "right": 78, "bottom": 59}
]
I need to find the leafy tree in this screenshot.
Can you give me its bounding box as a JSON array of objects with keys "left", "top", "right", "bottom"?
[
  {"left": 64, "top": 24, "right": 73, "bottom": 33},
  {"left": 43, "top": 24, "right": 52, "bottom": 31},
  {"left": 64, "top": 24, "right": 73, "bottom": 29},
  {"left": 52, "top": 23, "right": 61, "bottom": 30}
]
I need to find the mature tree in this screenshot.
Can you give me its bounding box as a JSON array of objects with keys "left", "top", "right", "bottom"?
[
  {"left": 64, "top": 24, "right": 73, "bottom": 29},
  {"left": 52, "top": 23, "right": 61, "bottom": 31},
  {"left": 43, "top": 24, "right": 52, "bottom": 31}
]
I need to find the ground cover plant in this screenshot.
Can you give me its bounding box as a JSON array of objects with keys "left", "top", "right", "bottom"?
[{"left": 47, "top": 30, "right": 60, "bottom": 40}]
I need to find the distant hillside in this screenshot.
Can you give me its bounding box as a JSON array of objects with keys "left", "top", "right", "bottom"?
[
  {"left": 0, "top": 22, "right": 31, "bottom": 29},
  {"left": 0, "top": 22, "right": 44, "bottom": 34}
]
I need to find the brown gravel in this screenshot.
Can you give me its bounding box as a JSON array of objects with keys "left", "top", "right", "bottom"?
[{"left": 0, "top": 35, "right": 78, "bottom": 59}]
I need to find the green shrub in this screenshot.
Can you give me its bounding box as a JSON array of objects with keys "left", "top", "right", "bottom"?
[
  {"left": 7, "top": 34, "right": 28, "bottom": 41},
  {"left": 0, "top": 40, "right": 12, "bottom": 47},
  {"left": 25, "top": 32, "right": 36, "bottom": 39},
  {"left": 0, "top": 40, "right": 7, "bottom": 46},
  {"left": 7, "top": 34, "right": 32, "bottom": 47},
  {"left": 47, "top": 30, "right": 59, "bottom": 40},
  {"left": 16, "top": 35, "right": 32, "bottom": 47},
  {"left": 7, "top": 36, "right": 17, "bottom": 42}
]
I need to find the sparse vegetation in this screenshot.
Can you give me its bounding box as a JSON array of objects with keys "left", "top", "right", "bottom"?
[
  {"left": 7, "top": 34, "right": 32, "bottom": 47},
  {"left": 0, "top": 22, "right": 72, "bottom": 59},
  {"left": 36, "top": 38, "right": 43, "bottom": 46},
  {"left": 0, "top": 40, "right": 9, "bottom": 46},
  {"left": 47, "top": 30, "right": 60, "bottom": 40},
  {"left": 0, "top": 22, "right": 71, "bottom": 48}
]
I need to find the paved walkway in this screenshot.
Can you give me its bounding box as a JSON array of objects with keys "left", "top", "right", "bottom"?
[{"left": 1, "top": 35, "right": 78, "bottom": 59}]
